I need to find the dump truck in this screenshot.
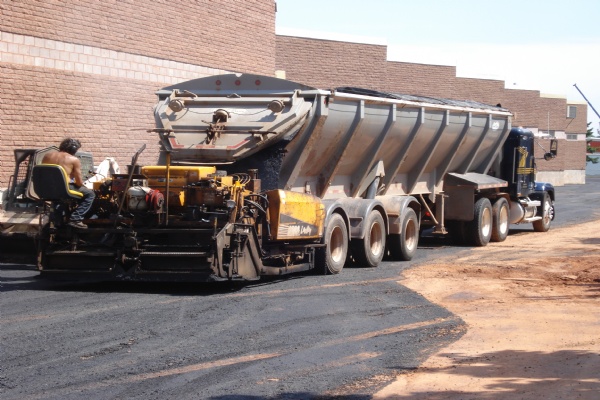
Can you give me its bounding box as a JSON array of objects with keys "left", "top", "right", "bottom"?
[{"left": 30, "top": 73, "right": 556, "bottom": 281}]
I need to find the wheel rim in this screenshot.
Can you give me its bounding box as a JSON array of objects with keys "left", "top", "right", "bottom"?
[
  {"left": 330, "top": 225, "right": 345, "bottom": 263},
  {"left": 499, "top": 204, "right": 509, "bottom": 234},
  {"left": 369, "top": 221, "right": 384, "bottom": 256},
  {"left": 544, "top": 200, "right": 552, "bottom": 224},
  {"left": 481, "top": 207, "right": 492, "bottom": 237},
  {"left": 405, "top": 218, "right": 418, "bottom": 251}
]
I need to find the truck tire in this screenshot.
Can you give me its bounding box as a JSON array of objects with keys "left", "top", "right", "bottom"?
[
  {"left": 533, "top": 192, "right": 553, "bottom": 232},
  {"left": 351, "top": 210, "right": 386, "bottom": 268},
  {"left": 491, "top": 198, "right": 509, "bottom": 242},
  {"left": 315, "top": 213, "right": 348, "bottom": 274},
  {"left": 388, "top": 208, "right": 419, "bottom": 261},
  {"left": 466, "top": 198, "right": 492, "bottom": 246}
]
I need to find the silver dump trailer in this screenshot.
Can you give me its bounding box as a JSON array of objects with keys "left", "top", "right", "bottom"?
[
  {"left": 33, "top": 73, "right": 555, "bottom": 281},
  {"left": 155, "top": 75, "right": 511, "bottom": 198}
]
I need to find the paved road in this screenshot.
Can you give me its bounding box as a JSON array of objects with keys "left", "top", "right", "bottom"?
[
  {"left": 1, "top": 177, "right": 599, "bottom": 399},
  {"left": 551, "top": 176, "right": 600, "bottom": 226}
]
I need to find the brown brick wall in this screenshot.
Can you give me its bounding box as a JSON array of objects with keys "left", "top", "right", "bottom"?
[
  {"left": 0, "top": 0, "right": 276, "bottom": 187},
  {"left": 501, "top": 88, "right": 542, "bottom": 128},
  {"left": 536, "top": 138, "right": 587, "bottom": 172},
  {"left": 563, "top": 140, "right": 587, "bottom": 170},
  {"left": 452, "top": 77, "right": 506, "bottom": 106},
  {"left": 385, "top": 62, "right": 456, "bottom": 98},
  {"left": 276, "top": 36, "right": 588, "bottom": 134},
  {"left": 1, "top": 0, "right": 276, "bottom": 75},
  {"left": 565, "top": 102, "right": 588, "bottom": 134},
  {"left": 0, "top": 63, "right": 159, "bottom": 186},
  {"left": 275, "top": 36, "right": 387, "bottom": 90},
  {"left": 536, "top": 97, "right": 570, "bottom": 133}
]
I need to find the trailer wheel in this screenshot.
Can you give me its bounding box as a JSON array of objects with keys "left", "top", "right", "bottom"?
[
  {"left": 315, "top": 213, "right": 348, "bottom": 274},
  {"left": 491, "top": 198, "right": 509, "bottom": 242},
  {"left": 388, "top": 208, "right": 419, "bottom": 261},
  {"left": 466, "top": 198, "right": 492, "bottom": 246},
  {"left": 351, "top": 210, "right": 386, "bottom": 268},
  {"left": 533, "top": 192, "right": 553, "bottom": 232}
]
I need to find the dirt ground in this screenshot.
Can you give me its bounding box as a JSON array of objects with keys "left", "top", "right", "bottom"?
[{"left": 374, "top": 220, "right": 600, "bottom": 399}]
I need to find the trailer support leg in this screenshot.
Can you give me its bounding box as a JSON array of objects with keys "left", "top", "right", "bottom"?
[{"left": 433, "top": 193, "right": 447, "bottom": 235}]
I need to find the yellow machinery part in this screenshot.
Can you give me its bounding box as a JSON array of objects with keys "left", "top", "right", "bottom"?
[
  {"left": 142, "top": 166, "right": 216, "bottom": 187},
  {"left": 141, "top": 165, "right": 216, "bottom": 208},
  {"left": 266, "top": 189, "right": 324, "bottom": 240}
]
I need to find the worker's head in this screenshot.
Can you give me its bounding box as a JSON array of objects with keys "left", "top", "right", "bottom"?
[{"left": 59, "top": 138, "right": 82, "bottom": 155}]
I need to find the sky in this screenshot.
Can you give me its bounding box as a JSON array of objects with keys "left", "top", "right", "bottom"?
[{"left": 275, "top": 0, "right": 600, "bottom": 134}]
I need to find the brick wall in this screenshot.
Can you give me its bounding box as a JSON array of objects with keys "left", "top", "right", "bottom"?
[
  {"left": 276, "top": 36, "right": 588, "bottom": 135},
  {"left": 453, "top": 77, "right": 506, "bottom": 107},
  {"left": 275, "top": 36, "right": 387, "bottom": 90},
  {"left": 536, "top": 138, "right": 587, "bottom": 171},
  {"left": 1, "top": 0, "right": 276, "bottom": 75},
  {"left": 0, "top": 0, "right": 276, "bottom": 187},
  {"left": 0, "top": 63, "right": 157, "bottom": 175},
  {"left": 537, "top": 96, "right": 578, "bottom": 133},
  {"left": 385, "top": 62, "right": 456, "bottom": 98},
  {"left": 564, "top": 140, "right": 587, "bottom": 170},
  {"left": 498, "top": 88, "right": 542, "bottom": 128},
  {"left": 565, "top": 101, "right": 588, "bottom": 134}
]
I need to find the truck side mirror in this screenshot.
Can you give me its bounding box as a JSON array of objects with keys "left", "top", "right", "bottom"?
[
  {"left": 544, "top": 139, "right": 558, "bottom": 161},
  {"left": 550, "top": 139, "right": 558, "bottom": 156}
]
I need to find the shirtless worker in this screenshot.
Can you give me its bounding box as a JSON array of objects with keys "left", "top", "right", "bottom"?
[{"left": 41, "top": 138, "right": 95, "bottom": 229}]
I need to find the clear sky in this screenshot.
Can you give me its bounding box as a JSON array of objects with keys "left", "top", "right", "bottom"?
[{"left": 276, "top": 0, "right": 600, "bottom": 133}]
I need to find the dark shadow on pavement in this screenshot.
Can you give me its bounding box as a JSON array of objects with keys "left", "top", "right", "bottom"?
[{"left": 387, "top": 349, "right": 600, "bottom": 399}]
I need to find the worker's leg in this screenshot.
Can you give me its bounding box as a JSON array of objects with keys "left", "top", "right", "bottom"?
[{"left": 69, "top": 185, "right": 96, "bottom": 222}]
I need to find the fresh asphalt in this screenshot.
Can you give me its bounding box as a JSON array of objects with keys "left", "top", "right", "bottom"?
[{"left": 1, "top": 177, "right": 598, "bottom": 399}]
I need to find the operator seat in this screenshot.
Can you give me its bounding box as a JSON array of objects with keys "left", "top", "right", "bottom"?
[{"left": 31, "top": 164, "right": 83, "bottom": 201}]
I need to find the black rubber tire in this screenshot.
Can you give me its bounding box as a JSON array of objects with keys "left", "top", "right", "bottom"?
[
  {"left": 466, "top": 197, "right": 493, "bottom": 246},
  {"left": 533, "top": 192, "right": 553, "bottom": 232},
  {"left": 315, "top": 213, "right": 348, "bottom": 274},
  {"left": 491, "top": 197, "right": 510, "bottom": 242},
  {"left": 351, "top": 210, "right": 386, "bottom": 268},
  {"left": 388, "top": 208, "right": 419, "bottom": 261}
]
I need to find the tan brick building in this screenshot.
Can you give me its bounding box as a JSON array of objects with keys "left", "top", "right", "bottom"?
[
  {"left": 0, "top": 0, "right": 588, "bottom": 189},
  {"left": 0, "top": 0, "right": 276, "bottom": 187}
]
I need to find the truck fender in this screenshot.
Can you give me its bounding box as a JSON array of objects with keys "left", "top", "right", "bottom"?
[
  {"left": 376, "top": 196, "right": 421, "bottom": 235},
  {"left": 534, "top": 182, "right": 555, "bottom": 202},
  {"left": 321, "top": 200, "right": 351, "bottom": 240},
  {"left": 321, "top": 199, "right": 387, "bottom": 240},
  {"left": 347, "top": 199, "right": 388, "bottom": 240}
]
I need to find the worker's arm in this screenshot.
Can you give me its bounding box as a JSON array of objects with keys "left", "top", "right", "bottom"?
[{"left": 71, "top": 157, "right": 85, "bottom": 187}]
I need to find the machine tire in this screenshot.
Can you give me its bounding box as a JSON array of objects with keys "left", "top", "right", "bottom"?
[
  {"left": 491, "top": 197, "right": 510, "bottom": 242},
  {"left": 351, "top": 210, "right": 386, "bottom": 268},
  {"left": 466, "top": 197, "right": 492, "bottom": 246},
  {"left": 315, "top": 213, "right": 348, "bottom": 275},
  {"left": 533, "top": 192, "right": 553, "bottom": 232},
  {"left": 388, "top": 208, "right": 419, "bottom": 261}
]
